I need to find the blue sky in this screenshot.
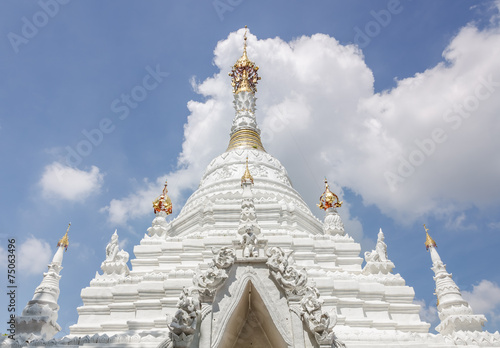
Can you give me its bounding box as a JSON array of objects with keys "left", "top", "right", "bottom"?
[{"left": 1, "top": 0, "right": 500, "bottom": 336}]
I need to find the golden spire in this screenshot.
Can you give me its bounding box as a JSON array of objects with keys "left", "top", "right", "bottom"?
[
  {"left": 57, "top": 222, "right": 71, "bottom": 251},
  {"left": 241, "top": 157, "right": 254, "bottom": 185},
  {"left": 424, "top": 224, "right": 437, "bottom": 250},
  {"left": 229, "top": 25, "right": 261, "bottom": 94},
  {"left": 153, "top": 180, "right": 173, "bottom": 215},
  {"left": 317, "top": 178, "right": 342, "bottom": 210}
]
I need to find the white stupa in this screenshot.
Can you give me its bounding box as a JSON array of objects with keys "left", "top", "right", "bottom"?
[{"left": 3, "top": 28, "right": 500, "bottom": 348}]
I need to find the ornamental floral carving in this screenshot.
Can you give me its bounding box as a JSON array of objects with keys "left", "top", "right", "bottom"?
[
  {"left": 193, "top": 247, "right": 235, "bottom": 297},
  {"left": 266, "top": 247, "right": 307, "bottom": 297},
  {"left": 212, "top": 247, "right": 236, "bottom": 269}
]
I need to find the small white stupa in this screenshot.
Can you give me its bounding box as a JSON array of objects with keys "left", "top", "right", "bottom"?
[
  {"left": 14, "top": 223, "right": 70, "bottom": 344},
  {"left": 424, "top": 225, "right": 500, "bottom": 346}
]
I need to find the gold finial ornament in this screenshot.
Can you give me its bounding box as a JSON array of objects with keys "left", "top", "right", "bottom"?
[
  {"left": 228, "top": 26, "right": 261, "bottom": 94},
  {"left": 153, "top": 180, "right": 172, "bottom": 215},
  {"left": 57, "top": 222, "right": 71, "bottom": 251},
  {"left": 424, "top": 224, "right": 437, "bottom": 250},
  {"left": 241, "top": 157, "right": 254, "bottom": 185},
  {"left": 317, "top": 178, "right": 342, "bottom": 210}
]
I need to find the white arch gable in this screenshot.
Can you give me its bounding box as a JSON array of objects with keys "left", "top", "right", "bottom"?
[{"left": 210, "top": 265, "right": 293, "bottom": 348}]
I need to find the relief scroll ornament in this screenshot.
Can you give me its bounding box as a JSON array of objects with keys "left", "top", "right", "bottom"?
[
  {"left": 193, "top": 247, "right": 235, "bottom": 298},
  {"left": 266, "top": 247, "right": 307, "bottom": 298}
]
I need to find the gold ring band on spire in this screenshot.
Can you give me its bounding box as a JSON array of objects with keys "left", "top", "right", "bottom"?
[{"left": 227, "top": 129, "right": 265, "bottom": 152}]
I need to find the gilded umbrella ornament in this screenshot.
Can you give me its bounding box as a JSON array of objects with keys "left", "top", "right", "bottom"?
[{"left": 317, "top": 178, "right": 342, "bottom": 210}]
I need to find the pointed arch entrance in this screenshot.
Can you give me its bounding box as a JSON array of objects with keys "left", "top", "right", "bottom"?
[
  {"left": 209, "top": 266, "right": 293, "bottom": 348},
  {"left": 217, "top": 281, "right": 287, "bottom": 348}
]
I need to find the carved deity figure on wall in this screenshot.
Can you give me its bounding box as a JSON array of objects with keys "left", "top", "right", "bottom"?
[{"left": 241, "top": 226, "right": 258, "bottom": 257}]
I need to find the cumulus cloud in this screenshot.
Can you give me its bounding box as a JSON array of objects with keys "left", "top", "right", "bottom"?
[
  {"left": 40, "top": 162, "right": 103, "bottom": 201},
  {"left": 103, "top": 13, "right": 500, "bottom": 228},
  {"left": 463, "top": 280, "right": 500, "bottom": 323},
  {"left": 18, "top": 237, "right": 53, "bottom": 275},
  {"left": 358, "top": 25, "right": 500, "bottom": 221}
]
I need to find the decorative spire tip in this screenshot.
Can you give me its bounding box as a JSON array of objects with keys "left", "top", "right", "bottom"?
[
  {"left": 424, "top": 224, "right": 437, "bottom": 250},
  {"left": 57, "top": 222, "right": 71, "bottom": 251}
]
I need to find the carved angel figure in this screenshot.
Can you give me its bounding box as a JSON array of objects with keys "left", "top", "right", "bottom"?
[
  {"left": 365, "top": 229, "right": 388, "bottom": 262},
  {"left": 105, "top": 232, "right": 119, "bottom": 261}
]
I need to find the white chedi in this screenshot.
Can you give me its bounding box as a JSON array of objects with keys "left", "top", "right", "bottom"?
[
  {"left": 424, "top": 227, "right": 498, "bottom": 346},
  {"left": 13, "top": 225, "right": 70, "bottom": 343}
]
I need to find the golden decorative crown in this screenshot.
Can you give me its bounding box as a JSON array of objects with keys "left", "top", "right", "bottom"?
[
  {"left": 153, "top": 180, "right": 172, "bottom": 215},
  {"left": 317, "top": 178, "right": 342, "bottom": 210},
  {"left": 228, "top": 26, "right": 261, "bottom": 94}
]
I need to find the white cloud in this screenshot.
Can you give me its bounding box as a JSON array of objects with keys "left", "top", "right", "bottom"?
[
  {"left": 39, "top": 162, "right": 103, "bottom": 201},
  {"left": 488, "top": 221, "right": 500, "bottom": 230},
  {"left": 18, "top": 236, "right": 53, "bottom": 275},
  {"left": 103, "top": 15, "right": 500, "bottom": 227},
  {"left": 444, "top": 212, "right": 477, "bottom": 231},
  {"left": 463, "top": 280, "right": 500, "bottom": 321},
  {"left": 414, "top": 298, "right": 439, "bottom": 327}
]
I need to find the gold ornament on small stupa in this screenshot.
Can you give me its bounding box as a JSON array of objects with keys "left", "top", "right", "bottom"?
[
  {"left": 424, "top": 224, "right": 437, "bottom": 250},
  {"left": 57, "top": 222, "right": 71, "bottom": 251},
  {"left": 153, "top": 180, "right": 172, "bottom": 215},
  {"left": 241, "top": 157, "right": 254, "bottom": 186},
  {"left": 317, "top": 178, "right": 342, "bottom": 210},
  {"left": 228, "top": 26, "right": 261, "bottom": 94}
]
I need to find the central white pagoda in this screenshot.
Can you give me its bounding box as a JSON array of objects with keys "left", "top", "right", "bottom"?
[{"left": 4, "top": 28, "right": 500, "bottom": 348}]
